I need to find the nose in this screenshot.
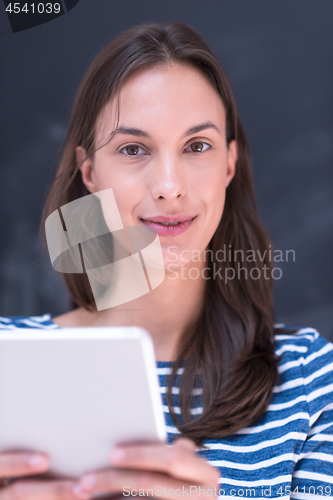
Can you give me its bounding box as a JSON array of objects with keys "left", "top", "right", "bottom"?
[{"left": 150, "top": 154, "right": 187, "bottom": 201}]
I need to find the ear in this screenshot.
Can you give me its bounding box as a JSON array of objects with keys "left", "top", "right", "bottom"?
[
  {"left": 76, "top": 146, "right": 97, "bottom": 194},
  {"left": 226, "top": 139, "right": 237, "bottom": 187}
]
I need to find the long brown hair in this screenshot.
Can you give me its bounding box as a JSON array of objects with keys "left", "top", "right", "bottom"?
[{"left": 41, "top": 21, "right": 283, "bottom": 444}]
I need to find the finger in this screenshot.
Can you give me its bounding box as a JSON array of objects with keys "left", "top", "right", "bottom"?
[
  {"left": 109, "top": 442, "right": 218, "bottom": 485},
  {"left": 172, "top": 438, "right": 197, "bottom": 452},
  {"left": 0, "top": 453, "right": 49, "bottom": 478},
  {"left": 80, "top": 468, "right": 204, "bottom": 499},
  {"left": 0, "top": 479, "right": 93, "bottom": 500}
]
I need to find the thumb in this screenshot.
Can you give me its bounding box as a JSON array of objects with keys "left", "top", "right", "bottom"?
[{"left": 173, "top": 437, "right": 197, "bottom": 452}]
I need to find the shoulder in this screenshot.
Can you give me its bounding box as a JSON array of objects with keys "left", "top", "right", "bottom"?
[
  {"left": 0, "top": 308, "right": 95, "bottom": 329},
  {"left": 273, "top": 323, "right": 333, "bottom": 418},
  {"left": 272, "top": 326, "right": 333, "bottom": 489},
  {"left": 51, "top": 308, "right": 98, "bottom": 328},
  {"left": 273, "top": 323, "right": 333, "bottom": 365},
  {"left": 0, "top": 314, "right": 60, "bottom": 329}
]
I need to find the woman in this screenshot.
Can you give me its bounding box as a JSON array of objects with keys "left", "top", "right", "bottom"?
[{"left": 0, "top": 21, "right": 332, "bottom": 500}]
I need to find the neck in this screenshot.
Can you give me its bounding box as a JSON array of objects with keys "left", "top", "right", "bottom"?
[{"left": 76, "top": 260, "right": 206, "bottom": 361}]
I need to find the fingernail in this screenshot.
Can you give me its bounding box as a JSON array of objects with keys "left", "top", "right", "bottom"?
[
  {"left": 72, "top": 483, "right": 91, "bottom": 499},
  {"left": 110, "top": 447, "right": 126, "bottom": 462},
  {"left": 28, "top": 455, "right": 47, "bottom": 469},
  {"left": 80, "top": 475, "right": 96, "bottom": 490}
]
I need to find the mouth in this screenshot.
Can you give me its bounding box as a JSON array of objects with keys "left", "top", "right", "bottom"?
[{"left": 139, "top": 215, "right": 197, "bottom": 237}]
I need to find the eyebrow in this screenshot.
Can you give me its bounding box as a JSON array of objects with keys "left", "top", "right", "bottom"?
[
  {"left": 185, "top": 122, "right": 221, "bottom": 136},
  {"left": 112, "top": 121, "right": 220, "bottom": 139}
]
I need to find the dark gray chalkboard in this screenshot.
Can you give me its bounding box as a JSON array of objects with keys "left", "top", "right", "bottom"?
[{"left": 1, "top": 0, "right": 332, "bottom": 340}]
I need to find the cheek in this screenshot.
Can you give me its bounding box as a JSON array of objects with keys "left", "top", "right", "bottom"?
[
  {"left": 92, "top": 162, "right": 144, "bottom": 224},
  {"left": 196, "top": 181, "right": 227, "bottom": 246},
  {"left": 196, "top": 169, "right": 227, "bottom": 220},
  {"left": 112, "top": 184, "right": 144, "bottom": 226}
]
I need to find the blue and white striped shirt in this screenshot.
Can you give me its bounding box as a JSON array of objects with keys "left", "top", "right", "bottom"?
[{"left": 1, "top": 315, "right": 332, "bottom": 499}]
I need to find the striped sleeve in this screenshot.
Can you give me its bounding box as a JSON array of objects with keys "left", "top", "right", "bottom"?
[
  {"left": 291, "top": 331, "right": 333, "bottom": 499},
  {"left": 0, "top": 314, "right": 59, "bottom": 329}
]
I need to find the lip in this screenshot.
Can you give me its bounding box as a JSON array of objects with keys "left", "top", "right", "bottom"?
[{"left": 140, "top": 214, "right": 197, "bottom": 237}]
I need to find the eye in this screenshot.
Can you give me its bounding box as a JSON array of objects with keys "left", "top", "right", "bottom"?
[
  {"left": 184, "top": 141, "right": 211, "bottom": 153},
  {"left": 120, "top": 144, "right": 149, "bottom": 156}
]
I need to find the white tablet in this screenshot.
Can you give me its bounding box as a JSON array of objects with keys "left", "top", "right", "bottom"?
[{"left": 0, "top": 327, "right": 167, "bottom": 478}]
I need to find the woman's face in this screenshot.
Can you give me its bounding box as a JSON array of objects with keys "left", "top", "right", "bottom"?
[{"left": 79, "top": 63, "right": 237, "bottom": 271}]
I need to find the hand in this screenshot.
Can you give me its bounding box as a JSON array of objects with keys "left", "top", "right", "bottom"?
[
  {"left": 0, "top": 451, "right": 94, "bottom": 500},
  {"left": 79, "top": 438, "right": 221, "bottom": 500}
]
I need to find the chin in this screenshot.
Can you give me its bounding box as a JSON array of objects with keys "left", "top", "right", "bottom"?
[{"left": 162, "top": 245, "right": 197, "bottom": 271}]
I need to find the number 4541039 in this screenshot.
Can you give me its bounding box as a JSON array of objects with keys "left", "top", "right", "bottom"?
[{"left": 5, "top": 3, "right": 61, "bottom": 14}]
